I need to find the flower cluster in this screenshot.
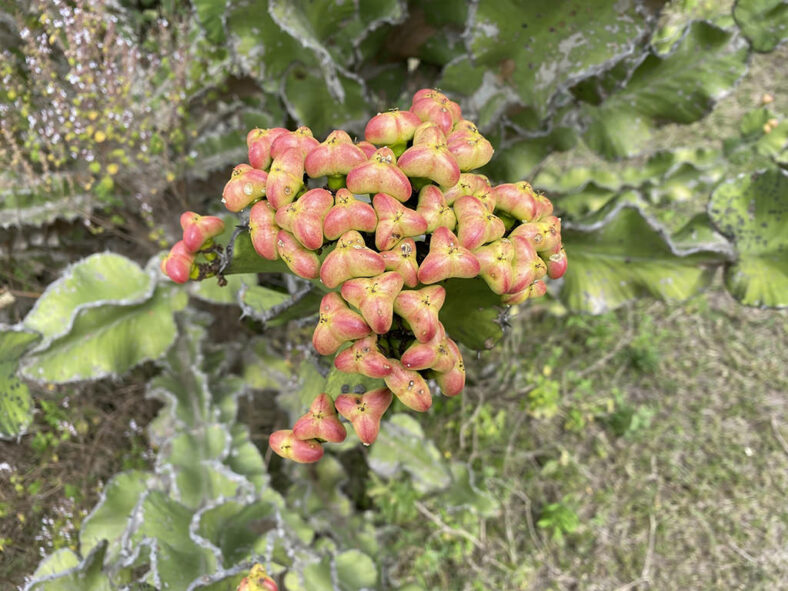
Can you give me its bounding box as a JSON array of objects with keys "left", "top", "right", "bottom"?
[{"left": 161, "top": 89, "right": 567, "bottom": 462}]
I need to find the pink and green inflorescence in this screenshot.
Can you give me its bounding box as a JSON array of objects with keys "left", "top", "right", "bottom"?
[{"left": 161, "top": 89, "right": 567, "bottom": 463}]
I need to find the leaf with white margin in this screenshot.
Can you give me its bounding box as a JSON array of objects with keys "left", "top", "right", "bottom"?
[
  {"left": 436, "top": 462, "right": 500, "bottom": 518},
  {"left": 368, "top": 413, "right": 452, "bottom": 494},
  {"left": 284, "top": 550, "right": 378, "bottom": 591},
  {"left": 225, "top": 422, "right": 268, "bottom": 492},
  {"left": 20, "top": 286, "right": 187, "bottom": 384},
  {"left": 708, "top": 168, "right": 788, "bottom": 306},
  {"left": 24, "top": 253, "right": 152, "bottom": 343},
  {"left": 0, "top": 328, "right": 39, "bottom": 438},
  {"left": 734, "top": 0, "right": 788, "bottom": 52},
  {"left": 561, "top": 202, "right": 730, "bottom": 313},
  {"left": 190, "top": 273, "right": 259, "bottom": 305},
  {"left": 24, "top": 540, "right": 110, "bottom": 591},
  {"left": 0, "top": 172, "right": 94, "bottom": 229}
]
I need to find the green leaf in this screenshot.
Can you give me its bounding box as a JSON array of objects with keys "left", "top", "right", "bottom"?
[
  {"left": 465, "top": 0, "right": 651, "bottom": 120},
  {"left": 20, "top": 286, "right": 187, "bottom": 383},
  {"left": 734, "top": 0, "right": 788, "bottom": 52},
  {"left": 561, "top": 203, "right": 728, "bottom": 313},
  {"left": 708, "top": 168, "right": 788, "bottom": 306},
  {"left": 196, "top": 499, "right": 280, "bottom": 566},
  {"left": 651, "top": 0, "right": 736, "bottom": 54},
  {"left": 276, "top": 360, "right": 326, "bottom": 421},
  {"left": 0, "top": 328, "right": 39, "bottom": 438},
  {"left": 191, "top": 273, "right": 257, "bottom": 305},
  {"left": 291, "top": 550, "right": 378, "bottom": 591},
  {"left": 583, "top": 22, "right": 749, "bottom": 159},
  {"left": 24, "top": 253, "right": 152, "bottom": 343},
  {"left": 368, "top": 413, "right": 452, "bottom": 493},
  {"left": 437, "top": 462, "right": 500, "bottom": 517},
  {"left": 80, "top": 470, "right": 153, "bottom": 561},
  {"left": 224, "top": 231, "right": 291, "bottom": 275},
  {"left": 440, "top": 278, "right": 503, "bottom": 350},
  {"left": 324, "top": 364, "right": 385, "bottom": 399},
  {"left": 26, "top": 540, "right": 110, "bottom": 591},
  {"left": 0, "top": 172, "right": 94, "bottom": 229},
  {"left": 239, "top": 284, "right": 296, "bottom": 321},
  {"left": 193, "top": 0, "right": 227, "bottom": 44}
]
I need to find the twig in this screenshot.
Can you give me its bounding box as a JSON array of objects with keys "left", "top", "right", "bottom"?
[{"left": 414, "top": 500, "right": 483, "bottom": 550}]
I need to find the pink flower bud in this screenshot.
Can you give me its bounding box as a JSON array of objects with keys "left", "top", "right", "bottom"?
[
  {"left": 501, "top": 280, "right": 547, "bottom": 305},
  {"left": 266, "top": 148, "right": 305, "bottom": 210},
  {"left": 304, "top": 130, "right": 367, "bottom": 178},
  {"left": 364, "top": 110, "right": 423, "bottom": 145},
  {"left": 222, "top": 164, "right": 268, "bottom": 212},
  {"left": 544, "top": 246, "right": 567, "bottom": 279},
  {"left": 447, "top": 120, "right": 494, "bottom": 171},
  {"left": 393, "top": 285, "right": 446, "bottom": 343},
  {"left": 491, "top": 182, "right": 538, "bottom": 221},
  {"left": 276, "top": 230, "right": 320, "bottom": 279},
  {"left": 372, "top": 193, "right": 428, "bottom": 251},
  {"left": 180, "top": 212, "right": 225, "bottom": 253},
  {"left": 434, "top": 355, "right": 465, "bottom": 397},
  {"left": 474, "top": 238, "right": 515, "bottom": 295},
  {"left": 509, "top": 235, "right": 539, "bottom": 294},
  {"left": 453, "top": 195, "right": 506, "bottom": 250},
  {"left": 356, "top": 141, "right": 377, "bottom": 159},
  {"left": 416, "top": 185, "right": 456, "bottom": 233},
  {"left": 417, "top": 227, "right": 481, "bottom": 284},
  {"left": 341, "top": 271, "right": 404, "bottom": 334},
  {"left": 237, "top": 564, "right": 279, "bottom": 591},
  {"left": 444, "top": 173, "right": 494, "bottom": 210},
  {"left": 397, "top": 123, "right": 461, "bottom": 188},
  {"left": 269, "top": 429, "right": 324, "bottom": 463},
  {"left": 249, "top": 200, "right": 280, "bottom": 260},
  {"left": 384, "top": 359, "right": 432, "bottom": 412},
  {"left": 380, "top": 238, "right": 419, "bottom": 288},
  {"left": 509, "top": 216, "right": 562, "bottom": 252},
  {"left": 247, "top": 127, "right": 289, "bottom": 170},
  {"left": 334, "top": 388, "right": 393, "bottom": 445},
  {"left": 270, "top": 126, "right": 319, "bottom": 159},
  {"left": 410, "top": 89, "right": 462, "bottom": 135},
  {"left": 334, "top": 335, "right": 394, "bottom": 378},
  {"left": 274, "top": 188, "right": 333, "bottom": 250},
  {"left": 346, "top": 147, "right": 412, "bottom": 203},
  {"left": 160, "top": 240, "right": 196, "bottom": 284},
  {"left": 312, "top": 292, "right": 372, "bottom": 356},
  {"left": 292, "top": 393, "right": 347, "bottom": 443},
  {"left": 319, "top": 230, "right": 386, "bottom": 289},
  {"left": 323, "top": 188, "right": 377, "bottom": 240}
]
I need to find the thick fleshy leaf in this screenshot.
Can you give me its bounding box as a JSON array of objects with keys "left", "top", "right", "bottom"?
[
  {"left": 284, "top": 550, "right": 378, "bottom": 591},
  {"left": 734, "top": 0, "right": 788, "bottom": 52},
  {"left": 0, "top": 328, "right": 39, "bottom": 438},
  {"left": 465, "top": 0, "right": 651, "bottom": 120},
  {"left": 26, "top": 540, "right": 110, "bottom": 591},
  {"left": 0, "top": 172, "right": 94, "bottom": 229},
  {"left": 561, "top": 203, "right": 729, "bottom": 313},
  {"left": 582, "top": 22, "right": 749, "bottom": 159},
  {"left": 324, "top": 364, "right": 385, "bottom": 399},
  {"left": 190, "top": 273, "right": 258, "bottom": 305},
  {"left": 20, "top": 287, "right": 187, "bottom": 383},
  {"left": 440, "top": 278, "right": 503, "bottom": 350},
  {"left": 708, "top": 168, "right": 788, "bottom": 307},
  {"left": 24, "top": 253, "right": 152, "bottom": 343}
]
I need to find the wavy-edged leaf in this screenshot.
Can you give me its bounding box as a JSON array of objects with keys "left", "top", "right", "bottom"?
[
  {"left": 285, "top": 550, "right": 378, "bottom": 591},
  {"left": 0, "top": 173, "right": 94, "bottom": 229},
  {"left": 465, "top": 0, "right": 652, "bottom": 120},
  {"left": 190, "top": 273, "right": 257, "bottom": 305},
  {"left": 25, "top": 540, "right": 110, "bottom": 591},
  {"left": 324, "top": 364, "right": 385, "bottom": 399},
  {"left": 0, "top": 328, "right": 39, "bottom": 438},
  {"left": 583, "top": 21, "right": 749, "bottom": 159},
  {"left": 708, "top": 168, "right": 788, "bottom": 306},
  {"left": 20, "top": 286, "right": 187, "bottom": 383},
  {"left": 24, "top": 253, "right": 152, "bottom": 343},
  {"left": 441, "top": 278, "right": 503, "bottom": 350},
  {"left": 561, "top": 203, "right": 729, "bottom": 313},
  {"left": 651, "top": 0, "right": 736, "bottom": 54},
  {"left": 734, "top": 0, "right": 788, "bottom": 52}
]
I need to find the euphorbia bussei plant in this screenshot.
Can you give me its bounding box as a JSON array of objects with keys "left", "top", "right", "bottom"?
[{"left": 161, "top": 89, "right": 567, "bottom": 463}]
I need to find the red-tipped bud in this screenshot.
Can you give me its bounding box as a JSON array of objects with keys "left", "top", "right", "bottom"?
[
  {"left": 276, "top": 230, "right": 320, "bottom": 279},
  {"left": 269, "top": 429, "right": 324, "bottom": 463},
  {"left": 180, "top": 212, "right": 225, "bottom": 252},
  {"left": 434, "top": 356, "right": 465, "bottom": 397},
  {"left": 334, "top": 335, "right": 394, "bottom": 378},
  {"left": 312, "top": 292, "right": 372, "bottom": 356},
  {"left": 453, "top": 195, "right": 506, "bottom": 250},
  {"left": 319, "top": 230, "right": 386, "bottom": 289},
  {"left": 380, "top": 238, "right": 420, "bottom": 288},
  {"left": 365, "top": 110, "right": 423, "bottom": 145},
  {"left": 237, "top": 564, "right": 279, "bottom": 591},
  {"left": 393, "top": 285, "right": 446, "bottom": 343},
  {"left": 346, "top": 147, "right": 412, "bottom": 203},
  {"left": 270, "top": 126, "right": 319, "bottom": 159},
  {"left": 501, "top": 280, "right": 547, "bottom": 305},
  {"left": 384, "top": 360, "right": 432, "bottom": 412},
  {"left": 334, "top": 388, "right": 393, "bottom": 445},
  {"left": 373, "top": 193, "right": 428, "bottom": 251},
  {"left": 341, "top": 271, "right": 404, "bottom": 334},
  {"left": 249, "top": 200, "right": 280, "bottom": 260},
  {"left": 491, "top": 182, "right": 539, "bottom": 222},
  {"left": 247, "top": 127, "right": 289, "bottom": 170},
  {"left": 404, "top": 324, "right": 456, "bottom": 373},
  {"left": 292, "top": 393, "right": 347, "bottom": 443},
  {"left": 356, "top": 141, "right": 377, "bottom": 159},
  {"left": 417, "top": 227, "right": 480, "bottom": 284},
  {"left": 474, "top": 238, "right": 515, "bottom": 295},
  {"left": 161, "top": 240, "right": 196, "bottom": 284},
  {"left": 444, "top": 173, "right": 494, "bottom": 210},
  {"left": 509, "top": 235, "right": 539, "bottom": 294},
  {"left": 274, "top": 188, "right": 333, "bottom": 250},
  {"left": 397, "top": 124, "right": 461, "bottom": 188},
  {"left": 305, "top": 130, "right": 367, "bottom": 178},
  {"left": 447, "top": 120, "right": 494, "bottom": 171},
  {"left": 544, "top": 246, "right": 568, "bottom": 279},
  {"left": 323, "top": 188, "right": 377, "bottom": 240},
  {"left": 533, "top": 193, "right": 554, "bottom": 220},
  {"left": 416, "top": 185, "right": 456, "bottom": 233},
  {"left": 410, "top": 89, "right": 462, "bottom": 135},
  {"left": 266, "top": 148, "right": 305, "bottom": 210},
  {"left": 510, "top": 216, "right": 562, "bottom": 252},
  {"left": 222, "top": 164, "right": 268, "bottom": 212}
]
